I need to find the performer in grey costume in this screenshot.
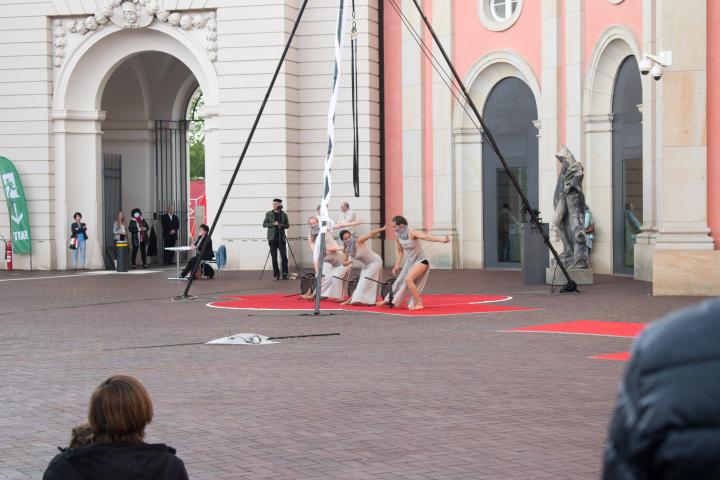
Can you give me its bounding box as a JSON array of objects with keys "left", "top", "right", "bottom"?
[
  {"left": 339, "top": 226, "right": 386, "bottom": 306},
  {"left": 377, "top": 215, "right": 449, "bottom": 310},
  {"left": 301, "top": 216, "right": 350, "bottom": 300}
]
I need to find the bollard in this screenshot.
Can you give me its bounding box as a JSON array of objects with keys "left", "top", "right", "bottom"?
[{"left": 115, "top": 240, "right": 129, "bottom": 272}]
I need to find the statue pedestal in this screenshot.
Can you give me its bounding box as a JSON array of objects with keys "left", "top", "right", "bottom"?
[{"left": 545, "top": 259, "right": 594, "bottom": 285}]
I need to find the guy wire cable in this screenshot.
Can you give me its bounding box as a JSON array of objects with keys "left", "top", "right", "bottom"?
[{"left": 386, "top": 0, "right": 482, "bottom": 132}]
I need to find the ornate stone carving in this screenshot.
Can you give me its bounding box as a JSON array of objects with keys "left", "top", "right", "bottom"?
[
  {"left": 52, "top": 19, "right": 67, "bottom": 68},
  {"left": 53, "top": 1, "right": 218, "bottom": 66}
]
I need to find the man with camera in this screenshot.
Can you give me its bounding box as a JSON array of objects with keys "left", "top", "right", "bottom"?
[{"left": 263, "top": 198, "right": 290, "bottom": 280}]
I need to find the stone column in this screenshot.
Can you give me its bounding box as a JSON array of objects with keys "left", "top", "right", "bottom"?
[
  {"left": 583, "top": 114, "right": 614, "bottom": 274},
  {"left": 540, "top": 0, "right": 562, "bottom": 252},
  {"left": 564, "top": 0, "right": 584, "bottom": 156},
  {"left": 52, "top": 109, "right": 106, "bottom": 270},
  {"left": 653, "top": 0, "right": 718, "bottom": 295},
  {"left": 428, "top": 0, "right": 455, "bottom": 269},
  {"left": 401, "top": 0, "right": 424, "bottom": 229},
  {"left": 453, "top": 129, "right": 483, "bottom": 268},
  {"left": 634, "top": 0, "right": 660, "bottom": 281}
]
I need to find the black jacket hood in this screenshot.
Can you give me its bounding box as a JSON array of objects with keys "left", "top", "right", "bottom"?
[{"left": 44, "top": 443, "right": 188, "bottom": 480}]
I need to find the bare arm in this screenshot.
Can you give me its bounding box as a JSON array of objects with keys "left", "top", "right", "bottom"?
[
  {"left": 357, "top": 224, "right": 388, "bottom": 244},
  {"left": 410, "top": 229, "right": 449, "bottom": 243}
]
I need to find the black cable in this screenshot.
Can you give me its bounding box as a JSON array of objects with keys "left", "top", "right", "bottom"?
[
  {"left": 182, "top": 0, "right": 311, "bottom": 297},
  {"left": 386, "top": 0, "right": 482, "bottom": 132}
]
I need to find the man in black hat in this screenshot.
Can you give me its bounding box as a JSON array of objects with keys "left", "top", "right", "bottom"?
[{"left": 263, "top": 198, "right": 290, "bottom": 279}]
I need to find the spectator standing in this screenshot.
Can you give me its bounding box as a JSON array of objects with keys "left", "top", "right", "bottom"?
[
  {"left": 70, "top": 212, "right": 88, "bottom": 270},
  {"left": 160, "top": 206, "right": 180, "bottom": 265},
  {"left": 334, "top": 201, "right": 361, "bottom": 234},
  {"left": 112, "top": 210, "right": 127, "bottom": 242},
  {"left": 128, "top": 208, "right": 150, "bottom": 269}
]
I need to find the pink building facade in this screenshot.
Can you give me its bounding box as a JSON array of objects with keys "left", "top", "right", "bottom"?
[{"left": 383, "top": 0, "right": 720, "bottom": 295}]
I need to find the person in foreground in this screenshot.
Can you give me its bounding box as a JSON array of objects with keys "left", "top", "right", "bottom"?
[
  {"left": 376, "top": 215, "right": 449, "bottom": 310},
  {"left": 602, "top": 298, "right": 720, "bottom": 480},
  {"left": 43, "top": 374, "right": 188, "bottom": 480},
  {"left": 339, "top": 226, "right": 385, "bottom": 306}
]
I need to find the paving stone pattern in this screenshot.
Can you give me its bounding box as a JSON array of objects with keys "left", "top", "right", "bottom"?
[{"left": 0, "top": 268, "right": 699, "bottom": 479}]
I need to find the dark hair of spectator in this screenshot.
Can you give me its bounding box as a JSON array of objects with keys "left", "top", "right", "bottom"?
[
  {"left": 88, "top": 375, "right": 153, "bottom": 446},
  {"left": 339, "top": 229, "right": 352, "bottom": 240},
  {"left": 69, "top": 423, "right": 93, "bottom": 448},
  {"left": 392, "top": 215, "right": 408, "bottom": 226},
  {"left": 131, "top": 208, "right": 142, "bottom": 217},
  {"left": 73, "top": 212, "right": 82, "bottom": 220},
  {"left": 200, "top": 224, "right": 209, "bottom": 233}
]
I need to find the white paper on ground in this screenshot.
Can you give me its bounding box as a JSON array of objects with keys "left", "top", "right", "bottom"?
[{"left": 206, "top": 333, "right": 278, "bottom": 345}]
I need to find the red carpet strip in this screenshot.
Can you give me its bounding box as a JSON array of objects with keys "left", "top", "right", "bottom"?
[{"left": 507, "top": 320, "right": 649, "bottom": 362}]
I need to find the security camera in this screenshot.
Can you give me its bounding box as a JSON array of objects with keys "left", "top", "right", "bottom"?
[
  {"left": 638, "top": 57, "right": 652, "bottom": 75},
  {"left": 650, "top": 63, "right": 663, "bottom": 81},
  {"left": 639, "top": 51, "right": 672, "bottom": 80}
]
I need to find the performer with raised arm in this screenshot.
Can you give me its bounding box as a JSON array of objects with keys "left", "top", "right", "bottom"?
[
  {"left": 339, "top": 226, "right": 385, "bottom": 306},
  {"left": 376, "top": 215, "right": 449, "bottom": 310},
  {"left": 301, "top": 217, "right": 350, "bottom": 301}
]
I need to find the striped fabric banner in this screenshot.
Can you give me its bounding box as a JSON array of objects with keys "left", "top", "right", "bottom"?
[
  {"left": 319, "top": 0, "right": 348, "bottom": 234},
  {"left": 315, "top": 0, "right": 348, "bottom": 313}
]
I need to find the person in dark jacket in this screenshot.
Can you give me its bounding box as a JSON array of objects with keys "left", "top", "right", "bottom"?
[
  {"left": 602, "top": 298, "right": 720, "bottom": 480},
  {"left": 160, "top": 205, "right": 180, "bottom": 264},
  {"left": 263, "top": 198, "right": 290, "bottom": 280},
  {"left": 180, "top": 223, "right": 213, "bottom": 279},
  {"left": 128, "top": 208, "right": 150, "bottom": 268},
  {"left": 43, "top": 374, "right": 188, "bottom": 480}
]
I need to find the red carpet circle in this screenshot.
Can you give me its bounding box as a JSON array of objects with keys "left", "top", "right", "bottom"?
[{"left": 207, "top": 293, "right": 538, "bottom": 317}]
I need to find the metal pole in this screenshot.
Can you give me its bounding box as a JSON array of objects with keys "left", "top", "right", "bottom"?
[
  {"left": 182, "top": 0, "right": 311, "bottom": 297},
  {"left": 407, "top": 0, "right": 577, "bottom": 292}
]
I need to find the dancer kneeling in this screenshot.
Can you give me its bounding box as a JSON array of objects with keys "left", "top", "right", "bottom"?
[
  {"left": 376, "top": 215, "right": 449, "bottom": 310},
  {"left": 301, "top": 217, "right": 350, "bottom": 301},
  {"left": 339, "top": 226, "right": 385, "bottom": 306}
]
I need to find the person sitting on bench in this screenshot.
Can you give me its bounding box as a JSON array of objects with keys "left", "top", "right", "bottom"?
[{"left": 181, "top": 224, "right": 214, "bottom": 279}]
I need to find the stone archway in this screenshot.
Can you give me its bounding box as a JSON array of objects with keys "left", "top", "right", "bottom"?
[
  {"left": 51, "top": 23, "right": 219, "bottom": 269},
  {"left": 582, "top": 25, "right": 641, "bottom": 275},
  {"left": 452, "top": 51, "right": 541, "bottom": 268}
]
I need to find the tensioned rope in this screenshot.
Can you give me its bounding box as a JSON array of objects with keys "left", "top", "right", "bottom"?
[{"left": 385, "top": 0, "right": 482, "bottom": 132}]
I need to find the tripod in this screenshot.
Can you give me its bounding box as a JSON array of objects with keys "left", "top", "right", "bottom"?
[{"left": 260, "top": 222, "right": 302, "bottom": 280}]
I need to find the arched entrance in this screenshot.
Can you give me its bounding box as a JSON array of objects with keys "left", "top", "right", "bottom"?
[
  {"left": 482, "top": 77, "right": 539, "bottom": 268},
  {"left": 611, "top": 56, "right": 643, "bottom": 274},
  {"left": 100, "top": 51, "right": 200, "bottom": 266},
  {"left": 52, "top": 24, "right": 219, "bottom": 269}
]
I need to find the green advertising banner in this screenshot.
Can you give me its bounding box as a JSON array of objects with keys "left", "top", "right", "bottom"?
[{"left": 0, "top": 156, "right": 32, "bottom": 254}]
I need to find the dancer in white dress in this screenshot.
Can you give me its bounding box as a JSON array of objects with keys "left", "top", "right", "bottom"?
[
  {"left": 376, "top": 215, "right": 449, "bottom": 310},
  {"left": 339, "top": 226, "right": 386, "bottom": 306},
  {"left": 301, "top": 216, "right": 350, "bottom": 300}
]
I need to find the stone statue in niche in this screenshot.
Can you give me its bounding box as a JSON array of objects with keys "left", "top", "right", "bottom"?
[{"left": 553, "top": 145, "right": 589, "bottom": 269}]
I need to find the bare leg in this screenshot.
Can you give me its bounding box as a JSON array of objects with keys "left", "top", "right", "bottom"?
[{"left": 405, "top": 262, "right": 429, "bottom": 310}]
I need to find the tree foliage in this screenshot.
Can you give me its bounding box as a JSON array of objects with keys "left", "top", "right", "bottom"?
[{"left": 188, "top": 89, "right": 205, "bottom": 180}]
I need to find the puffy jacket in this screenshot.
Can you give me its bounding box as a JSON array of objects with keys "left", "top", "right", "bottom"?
[
  {"left": 602, "top": 298, "right": 720, "bottom": 480},
  {"left": 43, "top": 443, "right": 188, "bottom": 480}
]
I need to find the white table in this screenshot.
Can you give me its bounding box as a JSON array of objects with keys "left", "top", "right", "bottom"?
[{"left": 165, "top": 246, "right": 193, "bottom": 280}]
